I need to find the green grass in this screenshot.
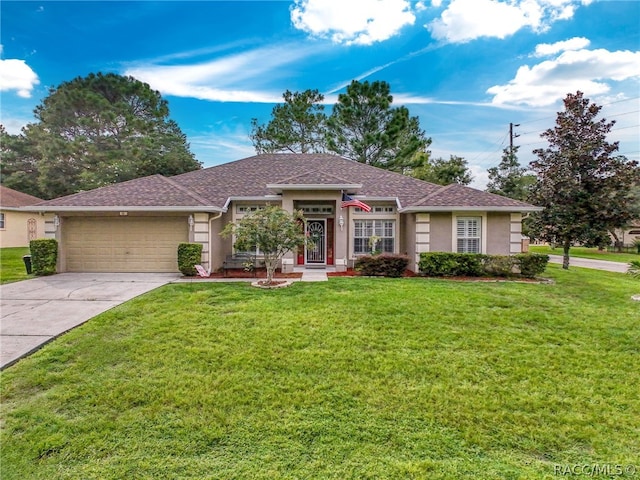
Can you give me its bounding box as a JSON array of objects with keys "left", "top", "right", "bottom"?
[
  {"left": 2, "top": 266, "right": 639, "bottom": 479},
  {"left": 0, "top": 247, "right": 34, "bottom": 284},
  {"left": 530, "top": 245, "right": 639, "bottom": 264}
]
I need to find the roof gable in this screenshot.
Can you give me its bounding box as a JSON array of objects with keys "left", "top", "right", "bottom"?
[{"left": 0, "top": 186, "right": 43, "bottom": 207}]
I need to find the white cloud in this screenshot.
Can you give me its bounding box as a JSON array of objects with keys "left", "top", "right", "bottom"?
[
  {"left": 290, "top": 0, "right": 416, "bottom": 45},
  {"left": 487, "top": 47, "right": 640, "bottom": 106},
  {"left": 427, "top": 0, "right": 586, "bottom": 44},
  {"left": 0, "top": 58, "right": 39, "bottom": 98},
  {"left": 431, "top": 0, "right": 443, "bottom": 7},
  {"left": 533, "top": 36, "right": 590, "bottom": 56},
  {"left": 124, "top": 43, "right": 319, "bottom": 103}
]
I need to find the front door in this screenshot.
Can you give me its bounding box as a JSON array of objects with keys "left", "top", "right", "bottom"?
[{"left": 306, "top": 219, "right": 326, "bottom": 265}]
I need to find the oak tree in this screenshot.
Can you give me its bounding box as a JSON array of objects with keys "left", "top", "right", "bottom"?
[{"left": 410, "top": 154, "right": 473, "bottom": 185}]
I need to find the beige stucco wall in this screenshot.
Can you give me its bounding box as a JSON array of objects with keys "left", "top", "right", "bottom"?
[
  {"left": 400, "top": 213, "right": 417, "bottom": 270},
  {"left": 429, "top": 213, "right": 453, "bottom": 252},
  {"left": 0, "top": 210, "right": 46, "bottom": 248},
  {"left": 209, "top": 211, "right": 232, "bottom": 272},
  {"left": 486, "top": 213, "right": 511, "bottom": 255}
]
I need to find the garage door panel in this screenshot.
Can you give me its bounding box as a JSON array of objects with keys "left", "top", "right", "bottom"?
[{"left": 63, "top": 217, "right": 189, "bottom": 272}]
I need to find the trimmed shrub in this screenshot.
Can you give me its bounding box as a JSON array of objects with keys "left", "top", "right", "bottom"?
[
  {"left": 418, "top": 252, "right": 484, "bottom": 277},
  {"left": 30, "top": 239, "right": 58, "bottom": 276},
  {"left": 515, "top": 253, "right": 549, "bottom": 278},
  {"left": 355, "top": 254, "right": 409, "bottom": 277},
  {"left": 177, "top": 243, "right": 203, "bottom": 276},
  {"left": 419, "top": 252, "right": 549, "bottom": 278},
  {"left": 481, "top": 255, "right": 516, "bottom": 277}
]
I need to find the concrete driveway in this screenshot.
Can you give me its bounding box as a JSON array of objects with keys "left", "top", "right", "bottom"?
[{"left": 0, "top": 273, "right": 178, "bottom": 369}]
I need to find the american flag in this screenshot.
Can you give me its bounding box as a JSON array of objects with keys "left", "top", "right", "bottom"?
[{"left": 341, "top": 193, "right": 371, "bottom": 212}]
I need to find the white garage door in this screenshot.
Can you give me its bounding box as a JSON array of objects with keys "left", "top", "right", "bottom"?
[{"left": 63, "top": 216, "right": 189, "bottom": 272}]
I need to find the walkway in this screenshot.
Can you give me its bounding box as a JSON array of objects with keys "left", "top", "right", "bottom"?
[
  {"left": 300, "top": 269, "right": 329, "bottom": 282},
  {"left": 547, "top": 255, "right": 630, "bottom": 273}
]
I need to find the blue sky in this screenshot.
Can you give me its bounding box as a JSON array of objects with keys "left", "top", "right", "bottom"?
[{"left": 1, "top": 0, "right": 638, "bottom": 188}]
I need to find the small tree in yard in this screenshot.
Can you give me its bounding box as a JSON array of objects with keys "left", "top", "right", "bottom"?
[
  {"left": 221, "top": 206, "right": 308, "bottom": 285},
  {"left": 528, "top": 91, "right": 640, "bottom": 269}
]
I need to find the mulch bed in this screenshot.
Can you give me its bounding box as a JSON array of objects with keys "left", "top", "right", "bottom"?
[{"left": 197, "top": 268, "right": 303, "bottom": 279}]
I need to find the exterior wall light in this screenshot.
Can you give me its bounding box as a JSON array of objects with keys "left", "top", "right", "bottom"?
[{"left": 338, "top": 215, "right": 345, "bottom": 231}]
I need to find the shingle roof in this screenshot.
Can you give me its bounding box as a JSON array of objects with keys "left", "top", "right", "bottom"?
[
  {"left": 36, "top": 175, "right": 211, "bottom": 207},
  {"left": 37, "top": 153, "right": 538, "bottom": 211},
  {"left": 0, "top": 185, "right": 43, "bottom": 207}
]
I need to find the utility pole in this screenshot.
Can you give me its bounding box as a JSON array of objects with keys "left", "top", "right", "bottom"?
[{"left": 509, "top": 123, "right": 520, "bottom": 157}]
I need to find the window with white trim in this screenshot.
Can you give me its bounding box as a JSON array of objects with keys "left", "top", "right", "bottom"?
[
  {"left": 0, "top": 213, "right": 4, "bottom": 229},
  {"left": 457, "top": 217, "right": 481, "bottom": 253},
  {"left": 354, "top": 206, "right": 395, "bottom": 213},
  {"left": 236, "top": 205, "right": 263, "bottom": 213},
  {"left": 354, "top": 220, "right": 395, "bottom": 254}
]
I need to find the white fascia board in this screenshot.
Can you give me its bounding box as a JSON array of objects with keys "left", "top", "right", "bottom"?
[
  {"left": 266, "top": 183, "right": 362, "bottom": 192},
  {"left": 399, "top": 205, "right": 543, "bottom": 213},
  {"left": 23, "top": 205, "right": 223, "bottom": 213},
  {"left": 356, "top": 196, "right": 398, "bottom": 201}
]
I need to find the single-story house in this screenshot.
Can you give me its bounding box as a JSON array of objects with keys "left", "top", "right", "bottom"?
[
  {"left": 0, "top": 186, "right": 46, "bottom": 248},
  {"left": 27, "top": 153, "right": 540, "bottom": 273}
]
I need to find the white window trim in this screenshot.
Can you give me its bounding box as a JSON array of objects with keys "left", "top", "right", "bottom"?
[
  {"left": 452, "top": 213, "right": 487, "bottom": 254},
  {"left": 352, "top": 219, "right": 397, "bottom": 256},
  {"left": 0, "top": 212, "right": 5, "bottom": 230}
]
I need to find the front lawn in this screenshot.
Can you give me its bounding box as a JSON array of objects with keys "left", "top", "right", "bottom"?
[
  {"left": 0, "top": 247, "right": 33, "bottom": 284},
  {"left": 1, "top": 266, "right": 639, "bottom": 479},
  {"left": 530, "top": 244, "right": 639, "bottom": 263}
]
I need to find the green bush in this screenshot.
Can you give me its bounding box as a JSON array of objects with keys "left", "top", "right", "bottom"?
[
  {"left": 481, "top": 255, "right": 516, "bottom": 277},
  {"left": 515, "top": 253, "right": 549, "bottom": 278},
  {"left": 355, "top": 254, "right": 409, "bottom": 277},
  {"left": 29, "top": 239, "right": 58, "bottom": 276},
  {"left": 177, "top": 243, "right": 203, "bottom": 276},
  {"left": 418, "top": 253, "right": 484, "bottom": 277},
  {"left": 419, "top": 252, "right": 549, "bottom": 278}
]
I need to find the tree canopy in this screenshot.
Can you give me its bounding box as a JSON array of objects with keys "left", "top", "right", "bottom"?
[
  {"left": 409, "top": 154, "right": 473, "bottom": 186},
  {"left": 486, "top": 146, "right": 536, "bottom": 201},
  {"left": 250, "top": 89, "right": 327, "bottom": 154},
  {"left": 326, "top": 80, "right": 431, "bottom": 172},
  {"left": 527, "top": 91, "right": 640, "bottom": 269},
  {"left": 0, "top": 73, "right": 200, "bottom": 199}
]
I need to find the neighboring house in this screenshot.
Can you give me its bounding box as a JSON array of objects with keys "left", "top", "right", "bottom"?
[
  {"left": 29, "top": 154, "right": 540, "bottom": 273},
  {"left": 0, "top": 186, "right": 46, "bottom": 248},
  {"left": 612, "top": 224, "right": 640, "bottom": 247}
]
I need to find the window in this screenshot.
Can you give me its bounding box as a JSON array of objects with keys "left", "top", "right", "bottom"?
[
  {"left": 457, "top": 217, "right": 481, "bottom": 253},
  {"left": 236, "top": 205, "right": 262, "bottom": 213},
  {"left": 354, "top": 206, "right": 395, "bottom": 213},
  {"left": 354, "top": 220, "right": 395, "bottom": 254},
  {"left": 300, "top": 205, "right": 333, "bottom": 214},
  {"left": 0, "top": 213, "right": 5, "bottom": 229}
]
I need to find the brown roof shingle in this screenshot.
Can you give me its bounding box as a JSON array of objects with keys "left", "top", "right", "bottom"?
[
  {"left": 0, "top": 186, "right": 43, "bottom": 207},
  {"left": 37, "top": 154, "right": 537, "bottom": 211}
]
